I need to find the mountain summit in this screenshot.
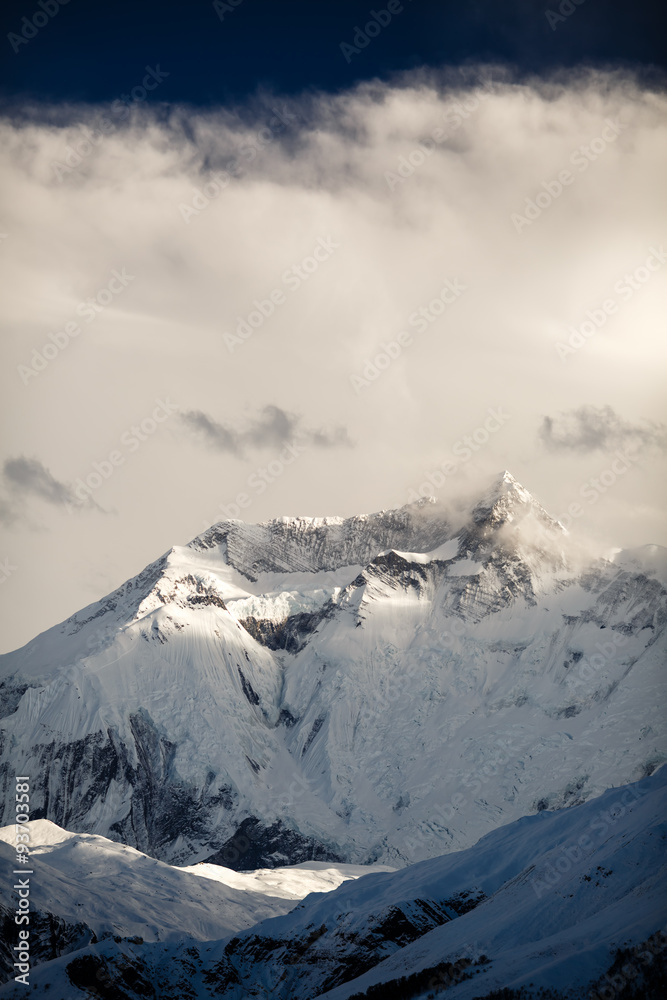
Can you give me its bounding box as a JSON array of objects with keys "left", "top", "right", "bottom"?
[{"left": 0, "top": 474, "right": 665, "bottom": 868}]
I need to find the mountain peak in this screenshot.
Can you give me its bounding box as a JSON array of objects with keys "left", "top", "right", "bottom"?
[
  {"left": 493, "top": 468, "right": 530, "bottom": 496},
  {"left": 474, "top": 469, "right": 531, "bottom": 509},
  {"left": 1, "top": 467, "right": 663, "bottom": 880},
  {"left": 499, "top": 468, "right": 518, "bottom": 485},
  {"left": 472, "top": 470, "right": 564, "bottom": 533}
]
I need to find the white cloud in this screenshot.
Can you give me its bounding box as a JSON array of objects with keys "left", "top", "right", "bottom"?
[
  {"left": 0, "top": 67, "right": 665, "bottom": 651},
  {"left": 539, "top": 405, "right": 667, "bottom": 453}
]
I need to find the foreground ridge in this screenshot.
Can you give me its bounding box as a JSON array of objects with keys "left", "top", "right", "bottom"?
[{"left": 0, "top": 770, "right": 664, "bottom": 999}]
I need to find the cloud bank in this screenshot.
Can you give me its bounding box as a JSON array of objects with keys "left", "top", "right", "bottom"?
[{"left": 0, "top": 66, "right": 665, "bottom": 650}]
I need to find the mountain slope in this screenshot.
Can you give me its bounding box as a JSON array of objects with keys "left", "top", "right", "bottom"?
[
  {"left": 318, "top": 768, "right": 667, "bottom": 1000},
  {"left": 0, "top": 818, "right": 393, "bottom": 984},
  {"left": 1, "top": 770, "right": 664, "bottom": 999},
  {"left": 0, "top": 472, "right": 665, "bottom": 866}
]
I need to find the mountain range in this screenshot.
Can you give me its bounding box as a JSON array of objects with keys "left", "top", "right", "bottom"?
[{"left": 0, "top": 470, "right": 665, "bottom": 997}]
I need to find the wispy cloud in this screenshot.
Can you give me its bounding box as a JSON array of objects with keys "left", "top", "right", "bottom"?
[
  {"left": 539, "top": 406, "right": 667, "bottom": 454},
  {"left": 4, "top": 456, "right": 74, "bottom": 504},
  {"left": 180, "top": 405, "right": 354, "bottom": 455},
  {"left": 0, "top": 456, "right": 104, "bottom": 524}
]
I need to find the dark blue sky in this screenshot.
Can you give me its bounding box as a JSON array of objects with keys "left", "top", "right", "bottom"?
[{"left": 1, "top": 0, "right": 665, "bottom": 108}]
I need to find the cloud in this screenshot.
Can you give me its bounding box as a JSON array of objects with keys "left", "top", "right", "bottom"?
[
  {"left": 307, "top": 426, "right": 354, "bottom": 449},
  {"left": 0, "top": 457, "right": 104, "bottom": 524},
  {"left": 4, "top": 456, "right": 74, "bottom": 504},
  {"left": 539, "top": 406, "right": 667, "bottom": 454},
  {"left": 0, "top": 497, "right": 16, "bottom": 527},
  {"left": 180, "top": 406, "right": 353, "bottom": 455},
  {"left": 181, "top": 411, "right": 244, "bottom": 456},
  {"left": 1, "top": 67, "right": 666, "bottom": 650}
]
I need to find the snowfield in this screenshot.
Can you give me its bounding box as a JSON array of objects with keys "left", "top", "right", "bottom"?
[{"left": 0, "top": 473, "right": 664, "bottom": 872}]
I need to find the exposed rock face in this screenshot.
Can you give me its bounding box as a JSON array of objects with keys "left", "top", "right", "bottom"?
[{"left": 202, "top": 816, "right": 345, "bottom": 870}]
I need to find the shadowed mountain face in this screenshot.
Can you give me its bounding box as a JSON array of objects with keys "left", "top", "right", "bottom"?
[
  {"left": 0, "top": 472, "right": 665, "bottom": 867},
  {"left": 2, "top": 772, "right": 665, "bottom": 1000}
]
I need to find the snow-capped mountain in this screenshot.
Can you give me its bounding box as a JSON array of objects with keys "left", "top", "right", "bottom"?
[
  {"left": 0, "top": 472, "right": 665, "bottom": 868},
  {"left": 1, "top": 770, "right": 664, "bottom": 999}
]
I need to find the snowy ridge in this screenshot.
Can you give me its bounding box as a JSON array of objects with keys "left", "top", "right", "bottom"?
[
  {"left": 0, "top": 473, "right": 665, "bottom": 869},
  {"left": 612, "top": 543, "right": 667, "bottom": 588},
  {"left": 1, "top": 770, "right": 664, "bottom": 999},
  {"left": 318, "top": 767, "right": 667, "bottom": 999},
  {"left": 0, "top": 818, "right": 392, "bottom": 987}
]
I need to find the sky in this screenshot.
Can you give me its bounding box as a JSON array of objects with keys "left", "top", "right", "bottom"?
[{"left": 0, "top": 0, "right": 666, "bottom": 653}]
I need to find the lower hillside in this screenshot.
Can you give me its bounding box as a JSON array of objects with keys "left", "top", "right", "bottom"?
[{"left": 0, "top": 769, "right": 664, "bottom": 999}]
